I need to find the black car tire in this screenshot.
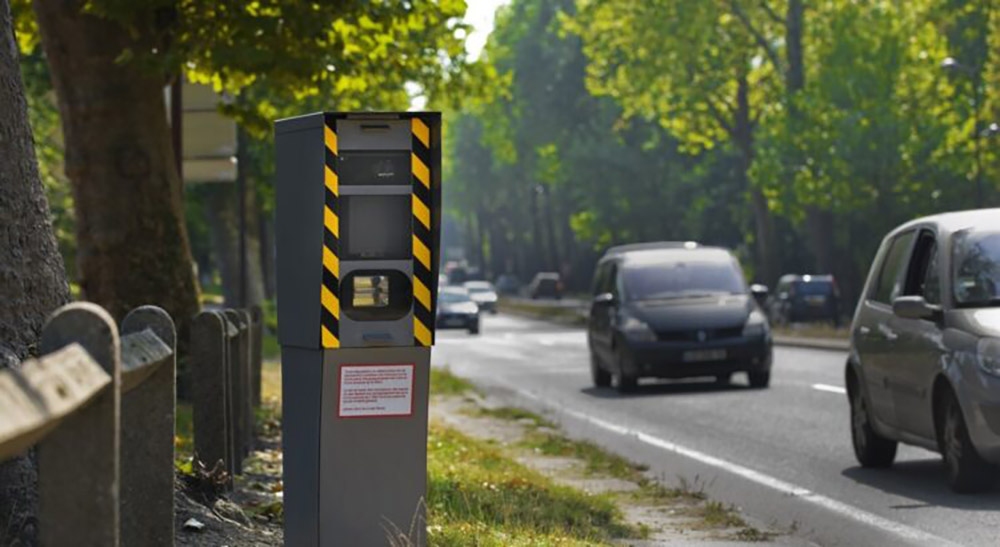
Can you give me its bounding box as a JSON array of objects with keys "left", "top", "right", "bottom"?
[
  {"left": 468, "top": 321, "right": 480, "bottom": 335},
  {"left": 614, "top": 344, "right": 637, "bottom": 393},
  {"left": 940, "top": 392, "right": 996, "bottom": 493},
  {"left": 849, "top": 382, "right": 897, "bottom": 468},
  {"left": 748, "top": 371, "right": 770, "bottom": 388},
  {"left": 591, "top": 352, "right": 611, "bottom": 388}
]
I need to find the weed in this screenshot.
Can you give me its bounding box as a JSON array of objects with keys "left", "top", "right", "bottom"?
[{"left": 430, "top": 367, "right": 477, "bottom": 395}]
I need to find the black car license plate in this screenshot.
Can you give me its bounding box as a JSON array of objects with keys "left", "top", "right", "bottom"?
[{"left": 683, "top": 349, "right": 727, "bottom": 362}]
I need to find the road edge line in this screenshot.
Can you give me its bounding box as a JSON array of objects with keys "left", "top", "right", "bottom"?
[{"left": 499, "top": 381, "right": 957, "bottom": 547}]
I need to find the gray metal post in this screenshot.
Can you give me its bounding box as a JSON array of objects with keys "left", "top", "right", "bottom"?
[{"left": 38, "top": 302, "right": 122, "bottom": 547}]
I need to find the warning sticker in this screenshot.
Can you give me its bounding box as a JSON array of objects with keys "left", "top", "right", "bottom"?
[{"left": 338, "top": 364, "right": 415, "bottom": 418}]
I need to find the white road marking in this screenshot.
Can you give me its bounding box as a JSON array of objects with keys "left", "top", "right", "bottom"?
[
  {"left": 812, "top": 383, "right": 847, "bottom": 395},
  {"left": 497, "top": 380, "right": 956, "bottom": 547}
]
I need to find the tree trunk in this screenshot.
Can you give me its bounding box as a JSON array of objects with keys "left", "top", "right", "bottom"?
[
  {"left": 206, "top": 183, "right": 265, "bottom": 307},
  {"left": 0, "top": 0, "right": 70, "bottom": 540},
  {"left": 733, "top": 75, "right": 778, "bottom": 284},
  {"left": 32, "top": 0, "right": 199, "bottom": 330}
]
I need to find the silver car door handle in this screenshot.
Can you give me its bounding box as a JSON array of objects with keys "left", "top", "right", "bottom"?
[{"left": 859, "top": 326, "right": 871, "bottom": 335}]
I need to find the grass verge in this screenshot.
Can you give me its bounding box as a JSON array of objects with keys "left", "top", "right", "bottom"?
[
  {"left": 497, "top": 299, "right": 587, "bottom": 326},
  {"left": 426, "top": 424, "right": 640, "bottom": 546},
  {"left": 478, "top": 404, "right": 777, "bottom": 542}
]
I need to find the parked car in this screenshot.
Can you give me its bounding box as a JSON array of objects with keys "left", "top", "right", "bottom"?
[
  {"left": 768, "top": 274, "right": 841, "bottom": 326},
  {"left": 528, "top": 272, "right": 563, "bottom": 299},
  {"left": 846, "top": 208, "right": 1000, "bottom": 492},
  {"left": 495, "top": 273, "right": 522, "bottom": 296},
  {"left": 587, "top": 242, "right": 772, "bottom": 392},
  {"left": 436, "top": 287, "right": 480, "bottom": 334},
  {"left": 464, "top": 281, "right": 499, "bottom": 314}
]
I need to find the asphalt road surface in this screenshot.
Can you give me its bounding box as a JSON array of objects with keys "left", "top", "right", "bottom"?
[{"left": 433, "top": 313, "right": 1000, "bottom": 547}]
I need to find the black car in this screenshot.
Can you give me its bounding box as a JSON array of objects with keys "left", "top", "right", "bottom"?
[
  {"left": 587, "top": 242, "right": 772, "bottom": 392},
  {"left": 769, "top": 274, "right": 841, "bottom": 326},
  {"left": 528, "top": 272, "right": 563, "bottom": 299},
  {"left": 436, "top": 287, "right": 480, "bottom": 334}
]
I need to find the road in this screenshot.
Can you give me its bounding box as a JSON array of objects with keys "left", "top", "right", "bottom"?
[{"left": 432, "top": 313, "right": 1000, "bottom": 547}]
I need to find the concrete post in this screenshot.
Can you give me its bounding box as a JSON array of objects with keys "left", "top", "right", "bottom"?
[
  {"left": 38, "top": 302, "right": 121, "bottom": 547},
  {"left": 191, "top": 310, "right": 233, "bottom": 482},
  {"left": 120, "top": 306, "right": 176, "bottom": 547},
  {"left": 222, "top": 310, "right": 246, "bottom": 473},
  {"left": 250, "top": 305, "right": 263, "bottom": 409},
  {"left": 237, "top": 308, "right": 254, "bottom": 454}
]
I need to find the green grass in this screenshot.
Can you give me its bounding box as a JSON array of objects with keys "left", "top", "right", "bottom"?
[
  {"left": 497, "top": 299, "right": 588, "bottom": 326},
  {"left": 430, "top": 367, "right": 477, "bottom": 396},
  {"left": 176, "top": 402, "right": 194, "bottom": 464},
  {"left": 426, "top": 424, "right": 641, "bottom": 546}
]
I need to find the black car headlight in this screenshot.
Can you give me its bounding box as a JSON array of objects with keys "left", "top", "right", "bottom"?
[
  {"left": 621, "top": 316, "right": 657, "bottom": 342},
  {"left": 742, "top": 309, "right": 769, "bottom": 338},
  {"left": 976, "top": 338, "right": 1000, "bottom": 376}
]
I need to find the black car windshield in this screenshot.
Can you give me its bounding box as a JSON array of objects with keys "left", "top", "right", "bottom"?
[
  {"left": 793, "top": 281, "right": 834, "bottom": 295},
  {"left": 440, "top": 291, "right": 471, "bottom": 303},
  {"left": 953, "top": 229, "right": 1000, "bottom": 307},
  {"left": 623, "top": 260, "right": 746, "bottom": 300}
]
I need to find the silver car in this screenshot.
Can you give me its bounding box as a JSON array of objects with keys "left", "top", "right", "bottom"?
[{"left": 847, "top": 208, "right": 1000, "bottom": 492}]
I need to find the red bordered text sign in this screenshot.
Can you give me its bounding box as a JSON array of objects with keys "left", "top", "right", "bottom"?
[{"left": 337, "top": 363, "right": 415, "bottom": 418}]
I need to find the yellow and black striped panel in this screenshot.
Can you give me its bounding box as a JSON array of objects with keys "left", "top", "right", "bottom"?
[
  {"left": 411, "top": 117, "right": 434, "bottom": 347},
  {"left": 320, "top": 115, "right": 340, "bottom": 348}
]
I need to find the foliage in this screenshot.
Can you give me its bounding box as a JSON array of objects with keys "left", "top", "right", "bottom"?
[{"left": 446, "top": 0, "right": 998, "bottom": 305}]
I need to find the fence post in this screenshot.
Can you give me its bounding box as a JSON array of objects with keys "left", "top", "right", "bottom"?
[
  {"left": 237, "top": 308, "right": 254, "bottom": 453},
  {"left": 38, "top": 302, "right": 121, "bottom": 547},
  {"left": 222, "top": 310, "right": 246, "bottom": 473},
  {"left": 191, "top": 310, "right": 234, "bottom": 483},
  {"left": 120, "top": 306, "right": 176, "bottom": 547},
  {"left": 250, "top": 305, "right": 263, "bottom": 409}
]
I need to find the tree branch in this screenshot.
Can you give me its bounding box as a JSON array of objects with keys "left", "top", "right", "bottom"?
[
  {"left": 759, "top": 0, "right": 785, "bottom": 26},
  {"left": 727, "top": 0, "right": 785, "bottom": 77}
]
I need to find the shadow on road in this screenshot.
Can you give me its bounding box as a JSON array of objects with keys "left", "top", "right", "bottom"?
[
  {"left": 842, "top": 460, "right": 1000, "bottom": 509},
  {"left": 580, "top": 378, "right": 757, "bottom": 399}
]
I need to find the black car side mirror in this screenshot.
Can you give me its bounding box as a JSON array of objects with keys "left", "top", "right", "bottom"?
[
  {"left": 892, "top": 295, "right": 940, "bottom": 321},
  {"left": 750, "top": 284, "right": 769, "bottom": 307},
  {"left": 593, "top": 292, "right": 615, "bottom": 306}
]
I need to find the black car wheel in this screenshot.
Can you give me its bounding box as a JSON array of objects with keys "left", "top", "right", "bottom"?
[
  {"left": 849, "top": 382, "right": 896, "bottom": 468},
  {"left": 590, "top": 352, "right": 611, "bottom": 388},
  {"left": 747, "top": 371, "right": 770, "bottom": 388},
  {"left": 614, "top": 344, "right": 637, "bottom": 393},
  {"left": 940, "top": 392, "right": 996, "bottom": 493},
  {"left": 468, "top": 319, "right": 480, "bottom": 335}
]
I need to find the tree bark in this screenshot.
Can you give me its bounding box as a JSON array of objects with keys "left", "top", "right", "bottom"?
[
  {"left": 32, "top": 0, "right": 199, "bottom": 332},
  {"left": 0, "top": 0, "right": 70, "bottom": 540},
  {"left": 206, "top": 183, "right": 265, "bottom": 307},
  {"left": 733, "top": 75, "right": 779, "bottom": 284}
]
